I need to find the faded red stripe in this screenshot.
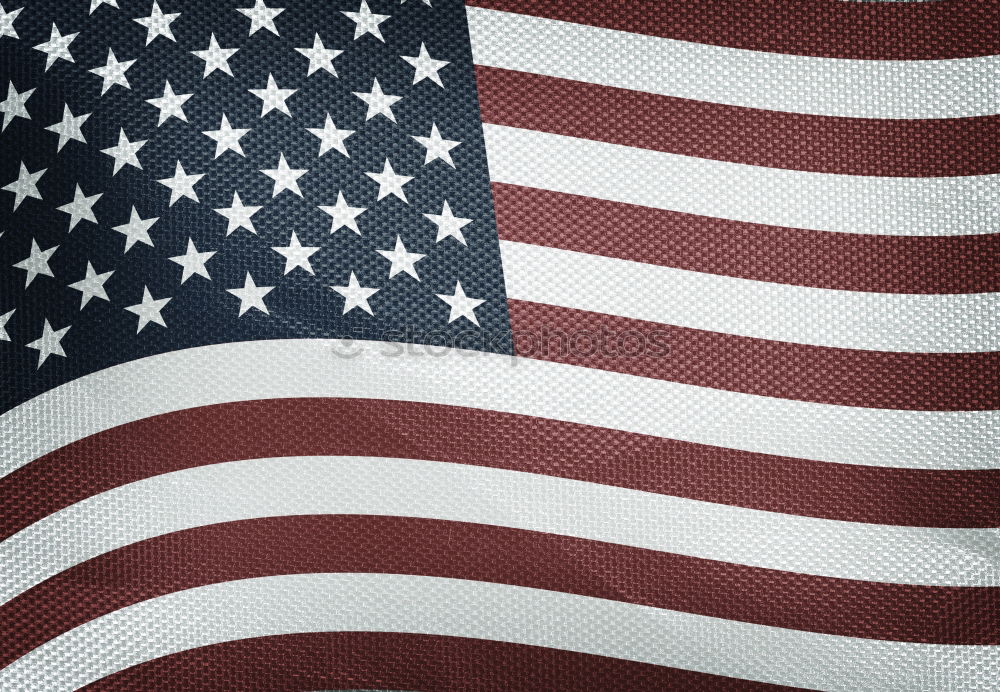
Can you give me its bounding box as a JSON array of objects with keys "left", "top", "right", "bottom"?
[
  {"left": 476, "top": 67, "right": 1000, "bottom": 177},
  {"left": 6, "top": 516, "right": 998, "bottom": 669},
  {"left": 82, "top": 631, "right": 788, "bottom": 691},
  {"left": 2, "top": 399, "right": 996, "bottom": 532},
  {"left": 508, "top": 299, "right": 1000, "bottom": 411},
  {"left": 466, "top": 0, "right": 1000, "bottom": 60},
  {"left": 492, "top": 184, "right": 1000, "bottom": 294}
]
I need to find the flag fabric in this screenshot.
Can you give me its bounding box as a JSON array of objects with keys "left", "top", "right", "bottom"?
[{"left": 0, "top": 0, "right": 998, "bottom": 689}]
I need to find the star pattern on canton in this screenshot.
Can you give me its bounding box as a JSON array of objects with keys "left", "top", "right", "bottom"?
[
  {"left": 261, "top": 153, "right": 307, "bottom": 197},
  {"left": 89, "top": 0, "right": 119, "bottom": 14},
  {"left": 192, "top": 34, "right": 239, "bottom": 77},
  {"left": 13, "top": 239, "right": 58, "bottom": 287},
  {"left": 215, "top": 190, "right": 262, "bottom": 235},
  {"left": 0, "top": 308, "right": 14, "bottom": 342},
  {"left": 112, "top": 206, "right": 158, "bottom": 252},
  {"left": 228, "top": 272, "right": 273, "bottom": 315},
  {"left": 57, "top": 184, "right": 102, "bottom": 231},
  {"left": 307, "top": 114, "right": 353, "bottom": 157},
  {"left": 1, "top": 80, "right": 34, "bottom": 131},
  {"left": 401, "top": 43, "right": 448, "bottom": 86},
  {"left": 249, "top": 74, "right": 297, "bottom": 117},
  {"left": 169, "top": 238, "right": 216, "bottom": 283},
  {"left": 0, "top": 3, "right": 22, "bottom": 40},
  {"left": 436, "top": 280, "right": 485, "bottom": 326},
  {"left": 147, "top": 81, "right": 192, "bottom": 125},
  {"left": 377, "top": 235, "right": 424, "bottom": 279},
  {"left": 238, "top": 0, "right": 284, "bottom": 36},
  {"left": 331, "top": 271, "right": 378, "bottom": 314},
  {"left": 319, "top": 191, "right": 366, "bottom": 234},
  {"left": 412, "top": 122, "right": 459, "bottom": 167},
  {"left": 45, "top": 104, "right": 90, "bottom": 151},
  {"left": 101, "top": 128, "right": 147, "bottom": 174},
  {"left": 134, "top": 2, "right": 180, "bottom": 45},
  {"left": 33, "top": 23, "right": 78, "bottom": 71},
  {"left": 203, "top": 114, "right": 249, "bottom": 158},
  {"left": 424, "top": 199, "right": 472, "bottom": 244},
  {"left": 353, "top": 77, "right": 401, "bottom": 122},
  {"left": 125, "top": 286, "right": 171, "bottom": 332},
  {"left": 342, "top": 0, "right": 390, "bottom": 42},
  {"left": 296, "top": 34, "right": 342, "bottom": 76},
  {"left": 68, "top": 261, "right": 114, "bottom": 309},
  {"left": 89, "top": 49, "right": 135, "bottom": 94},
  {"left": 3, "top": 162, "right": 45, "bottom": 209},
  {"left": 157, "top": 161, "right": 204, "bottom": 206},
  {"left": 272, "top": 231, "right": 320, "bottom": 274},
  {"left": 26, "top": 319, "right": 70, "bottom": 368},
  {"left": 366, "top": 158, "right": 412, "bottom": 202}
]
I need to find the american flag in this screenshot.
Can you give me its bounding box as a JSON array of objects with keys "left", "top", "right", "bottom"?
[{"left": 1, "top": 0, "right": 998, "bottom": 689}]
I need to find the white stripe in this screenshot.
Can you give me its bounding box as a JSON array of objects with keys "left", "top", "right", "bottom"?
[
  {"left": 500, "top": 241, "right": 1000, "bottom": 352},
  {"left": 467, "top": 7, "right": 1000, "bottom": 119},
  {"left": 483, "top": 125, "right": 1000, "bottom": 236},
  {"left": 3, "top": 573, "right": 997, "bottom": 691},
  {"left": 2, "top": 340, "right": 995, "bottom": 476},
  {"left": 5, "top": 456, "right": 998, "bottom": 605}
]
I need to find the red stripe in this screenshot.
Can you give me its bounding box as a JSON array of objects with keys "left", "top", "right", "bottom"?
[
  {"left": 492, "top": 184, "right": 1000, "bottom": 294},
  {"left": 465, "top": 0, "right": 1000, "bottom": 60},
  {"left": 81, "top": 631, "right": 789, "bottom": 691},
  {"left": 6, "top": 516, "right": 997, "bottom": 668},
  {"left": 477, "top": 67, "right": 1000, "bottom": 177},
  {"left": 508, "top": 299, "right": 1000, "bottom": 411},
  {"left": 2, "top": 399, "right": 996, "bottom": 532}
]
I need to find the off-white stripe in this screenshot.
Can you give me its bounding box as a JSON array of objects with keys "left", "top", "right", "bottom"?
[
  {"left": 3, "top": 573, "right": 997, "bottom": 691},
  {"left": 5, "top": 456, "right": 998, "bottom": 605},
  {"left": 467, "top": 8, "right": 1000, "bottom": 119},
  {"left": 483, "top": 125, "right": 1000, "bottom": 236},
  {"left": 2, "top": 341, "right": 996, "bottom": 476},
  {"left": 500, "top": 241, "right": 1000, "bottom": 352}
]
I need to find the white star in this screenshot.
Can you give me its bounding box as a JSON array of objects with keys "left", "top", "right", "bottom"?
[
  {"left": 296, "top": 33, "right": 342, "bottom": 76},
  {"left": 249, "top": 74, "right": 296, "bottom": 117},
  {"left": 68, "top": 261, "right": 113, "bottom": 308},
  {"left": 319, "top": 191, "right": 365, "bottom": 234},
  {"left": 1, "top": 80, "right": 34, "bottom": 131},
  {"left": 365, "top": 158, "right": 412, "bottom": 202},
  {"left": 412, "top": 122, "right": 459, "bottom": 167},
  {"left": 0, "top": 3, "right": 22, "bottom": 40},
  {"left": 401, "top": 43, "right": 448, "bottom": 86},
  {"left": 401, "top": 0, "right": 432, "bottom": 5},
  {"left": 353, "top": 77, "right": 401, "bottom": 122},
  {"left": 133, "top": 2, "right": 179, "bottom": 45},
  {"left": 14, "top": 239, "right": 58, "bottom": 287},
  {"left": 34, "top": 24, "right": 78, "bottom": 71},
  {"left": 436, "top": 281, "right": 485, "bottom": 326},
  {"left": 261, "top": 153, "right": 307, "bottom": 197},
  {"left": 101, "top": 128, "right": 146, "bottom": 174},
  {"left": 342, "top": 0, "right": 390, "bottom": 41},
  {"left": 147, "top": 81, "right": 192, "bottom": 125},
  {"left": 424, "top": 200, "right": 472, "bottom": 245},
  {"left": 3, "top": 162, "right": 45, "bottom": 210},
  {"left": 125, "top": 286, "right": 171, "bottom": 332},
  {"left": 26, "top": 319, "right": 70, "bottom": 368},
  {"left": 228, "top": 272, "right": 273, "bottom": 316},
  {"left": 331, "top": 272, "right": 378, "bottom": 315},
  {"left": 203, "top": 114, "right": 248, "bottom": 158},
  {"left": 113, "top": 207, "right": 158, "bottom": 251},
  {"left": 169, "top": 238, "right": 215, "bottom": 283},
  {"left": 90, "top": 0, "right": 119, "bottom": 13},
  {"left": 157, "top": 161, "right": 203, "bottom": 206},
  {"left": 0, "top": 308, "right": 13, "bottom": 341},
  {"left": 45, "top": 104, "right": 90, "bottom": 151},
  {"left": 57, "top": 184, "right": 102, "bottom": 231},
  {"left": 89, "top": 48, "right": 134, "bottom": 94},
  {"left": 272, "top": 231, "right": 319, "bottom": 274},
  {"left": 377, "top": 235, "right": 424, "bottom": 279},
  {"left": 215, "top": 190, "right": 262, "bottom": 235},
  {"left": 192, "top": 33, "right": 239, "bottom": 77},
  {"left": 238, "top": 0, "right": 284, "bottom": 35},
  {"left": 307, "top": 114, "right": 353, "bottom": 157}
]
